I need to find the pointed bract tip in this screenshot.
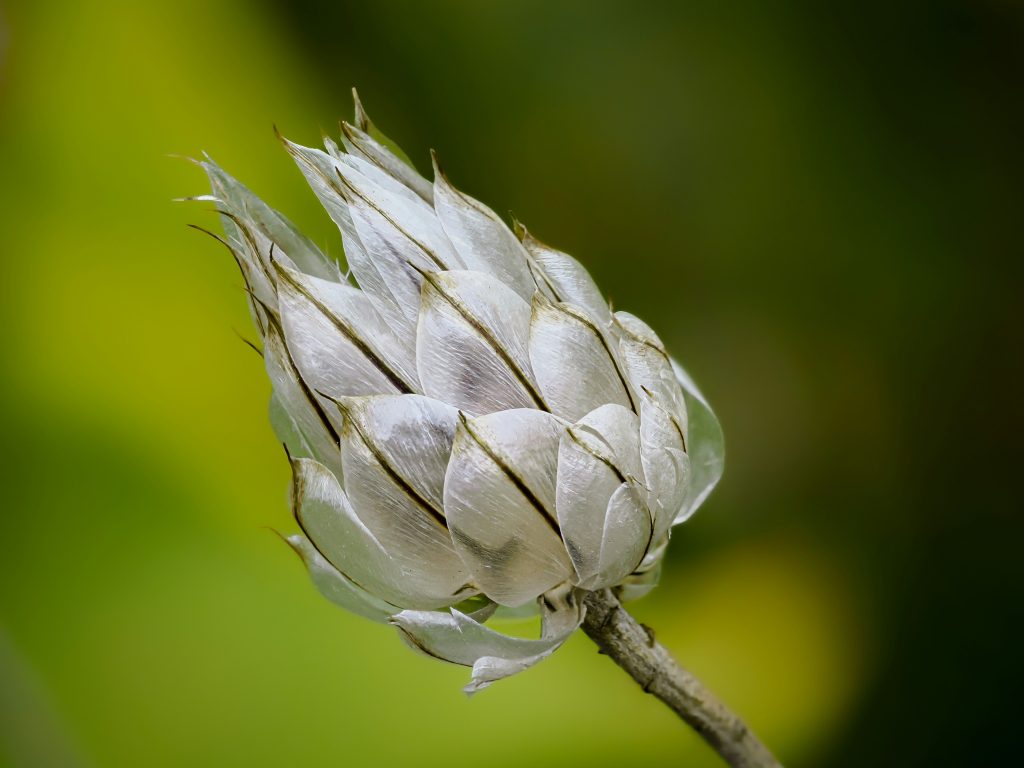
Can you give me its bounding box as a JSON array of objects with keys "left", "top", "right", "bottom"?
[
  {"left": 247, "top": 291, "right": 279, "bottom": 327},
  {"left": 352, "top": 87, "right": 371, "bottom": 131},
  {"left": 339, "top": 119, "right": 353, "bottom": 138},
  {"left": 405, "top": 259, "right": 436, "bottom": 282},
  {"left": 531, "top": 290, "right": 555, "bottom": 311},
  {"left": 314, "top": 388, "right": 353, "bottom": 419},
  {"left": 269, "top": 528, "right": 309, "bottom": 562},
  {"left": 264, "top": 525, "right": 292, "bottom": 545},
  {"left": 232, "top": 328, "right": 264, "bottom": 357},
  {"left": 270, "top": 251, "right": 290, "bottom": 274},
  {"left": 626, "top": 473, "right": 651, "bottom": 493},
  {"left": 463, "top": 675, "right": 494, "bottom": 696},
  {"left": 166, "top": 153, "right": 203, "bottom": 166},
  {"left": 510, "top": 213, "right": 528, "bottom": 242},
  {"left": 332, "top": 166, "right": 355, "bottom": 202},
  {"left": 173, "top": 194, "right": 218, "bottom": 203},
  {"left": 272, "top": 124, "right": 297, "bottom": 154},
  {"left": 429, "top": 148, "right": 447, "bottom": 180}
]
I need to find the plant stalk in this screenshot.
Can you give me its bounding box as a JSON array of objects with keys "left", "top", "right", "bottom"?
[{"left": 581, "top": 589, "right": 781, "bottom": 768}]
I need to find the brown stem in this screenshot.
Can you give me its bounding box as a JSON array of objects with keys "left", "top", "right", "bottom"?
[{"left": 581, "top": 589, "right": 782, "bottom": 768}]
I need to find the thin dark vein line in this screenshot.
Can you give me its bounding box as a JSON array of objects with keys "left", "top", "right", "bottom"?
[
  {"left": 459, "top": 414, "right": 561, "bottom": 537},
  {"left": 566, "top": 427, "right": 627, "bottom": 484},
  {"left": 529, "top": 257, "right": 565, "bottom": 303},
  {"left": 340, "top": 122, "right": 390, "bottom": 174},
  {"left": 334, "top": 168, "right": 449, "bottom": 271},
  {"left": 556, "top": 302, "right": 638, "bottom": 413},
  {"left": 216, "top": 210, "right": 279, "bottom": 293},
  {"left": 423, "top": 272, "right": 548, "bottom": 410},
  {"left": 639, "top": 385, "right": 688, "bottom": 454},
  {"left": 619, "top": 321, "right": 670, "bottom": 360},
  {"left": 260, "top": 306, "right": 341, "bottom": 447},
  {"left": 275, "top": 266, "right": 415, "bottom": 395},
  {"left": 290, "top": 468, "right": 380, "bottom": 598},
  {"left": 340, "top": 405, "right": 449, "bottom": 531},
  {"left": 668, "top": 413, "right": 688, "bottom": 454},
  {"left": 391, "top": 624, "right": 469, "bottom": 665},
  {"left": 281, "top": 138, "right": 355, "bottom": 209}
]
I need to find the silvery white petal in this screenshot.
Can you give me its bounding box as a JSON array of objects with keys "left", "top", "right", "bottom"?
[
  {"left": 431, "top": 153, "right": 538, "bottom": 302},
  {"left": 518, "top": 225, "right": 612, "bottom": 328},
  {"left": 284, "top": 532, "right": 398, "bottom": 623},
  {"left": 201, "top": 158, "right": 339, "bottom": 282},
  {"left": 340, "top": 394, "right": 457, "bottom": 510},
  {"left": 337, "top": 395, "right": 471, "bottom": 601},
  {"left": 591, "top": 483, "right": 653, "bottom": 589},
  {"left": 337, "top": 153, "right": 433, "bottom": 213},
  {"left": 340, "top": 120, "right": 434, "bottom": 203},
  {"left": 274, "top": 141, "right": 419, "bottom": 335},
  {"left": 416, "top": 270, "right": 546, "bottom": 415},
  {"left": 273, "top": 140, "right": 422, "bottom": 340},
  {"left": 339, "top": 231, "right": 413, "bottom": 339},
  {"left": 390, "top": 584, "right": 583, "bottom": 693},
  {"left": 274, "top": 262, "right": 419, "bottom": 401},
  {"left": 460, "top": 597, "right": 500, "bottom": 623},
  {"left": 269, "top": 390, "right": 309, "bottom": 458},
  {"left": 444, "top": 409, "right": 574, "bottom": 606},
  {"left": 277, "top": 137, "right": 351, "bottom": 234},
  {"left": 277, "top": 136, "right": 366, "bottom": 275},
  {"left": 332, "top": 158, "right": 460, "bottom": 335},
  {"left": 639, "top": 392, "right": 691, "bottom": 543},
  {"left": 556, "top": 414, "right": 632, "bottom": 582},
  {"left": 615, "top": 311, "right": 687, "bottom": 427},
  {"left": 336, "top": 156, "right": 461, "bottom": 277},
  {"left": 671, "top": 358, "right": 725, "bottom": 524},
  {"left": 322, "top": 135, "right": 343, "bottom": 161},
  {"left": 263, "top": 318, "right": 344, "bottom": 479},
  {"left": 556, "top": 404, "right": 650, "bottom": 588},
  {"left": 291, "top": 457, "right": 458, "bottom": 610},
  {"left": 327, "top": 155, "right": 450, "bottom": 330},
  {"left": 616, "top": 310, "right": 695, "bottom": 537},
  {"left": 529, "top": 295, "right": 635, "bottom": 421}
]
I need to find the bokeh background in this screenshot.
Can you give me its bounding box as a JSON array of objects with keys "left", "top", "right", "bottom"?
[{"left": 1, "top": 1, "right": 1021, "bottom": 765}]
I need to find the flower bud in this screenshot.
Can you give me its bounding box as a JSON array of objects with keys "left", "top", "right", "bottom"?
[{"left": 191, "top": 91, "right": 724, "bottom": 692}]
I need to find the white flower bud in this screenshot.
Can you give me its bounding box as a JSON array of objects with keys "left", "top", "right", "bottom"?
[{"left": 192, "top": 91, "right": 724, "bottom": 692}]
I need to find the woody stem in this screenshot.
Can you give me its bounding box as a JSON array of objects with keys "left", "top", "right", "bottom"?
[{"left": 580, "top": 589, "right": 781, "bottom": 768}]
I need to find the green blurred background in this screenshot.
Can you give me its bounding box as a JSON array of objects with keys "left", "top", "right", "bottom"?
[{"left": 0, "top": 0, "right": 1020, "bottom": 765}]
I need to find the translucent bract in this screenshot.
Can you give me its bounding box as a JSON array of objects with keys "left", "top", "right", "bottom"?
[{"left": 191, "top": 93, "right": 724, "bottom": 692}]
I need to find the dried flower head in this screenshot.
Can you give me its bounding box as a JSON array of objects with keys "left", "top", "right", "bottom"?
[{"left": 189, "top": 91, "right": 723, "bottom": 692}]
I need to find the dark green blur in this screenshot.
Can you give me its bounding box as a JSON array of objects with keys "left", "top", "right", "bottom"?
[{"left": 0, "top": 1, "right": 1020, "bottom": 766}]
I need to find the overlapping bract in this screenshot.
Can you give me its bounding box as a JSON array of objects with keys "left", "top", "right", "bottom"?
[{"left": 193, "top": 93, "right": 724, "bottom": 691}]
